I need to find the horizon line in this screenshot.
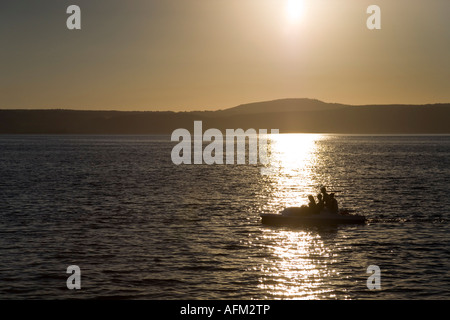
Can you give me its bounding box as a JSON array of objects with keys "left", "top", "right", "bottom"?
[{"left": 1, "top": 98, "right": 450, "bottom": 113}]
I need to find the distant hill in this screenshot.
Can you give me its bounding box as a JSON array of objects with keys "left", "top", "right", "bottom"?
[
  {"left": 215, "top": 98, "right": 346, "bottom": 116},
  {"left": 0, "top": 99, "right": 449, "bottom": 134}
]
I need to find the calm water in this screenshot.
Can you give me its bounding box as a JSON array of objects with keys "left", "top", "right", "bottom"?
[{"left": 0, "top": 134, "right": 449, "bottom": 300}]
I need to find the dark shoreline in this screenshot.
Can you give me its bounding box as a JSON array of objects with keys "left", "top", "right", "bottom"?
[{"left": 1, "top": 99, "right": 449, "bottom": 134}]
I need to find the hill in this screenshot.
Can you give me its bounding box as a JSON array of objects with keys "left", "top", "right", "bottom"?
[
  {"left": 0, "top": 99, "right": 449, "bottom": 134},
  {"left": 214, "top": 98, "right": 346, "bottom": 116}
]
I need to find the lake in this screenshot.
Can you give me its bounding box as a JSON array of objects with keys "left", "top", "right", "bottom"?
[{"left": 0, "top": 134, "right": 449, "bottom": 299}]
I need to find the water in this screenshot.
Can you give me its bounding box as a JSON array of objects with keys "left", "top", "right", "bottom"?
[{"left": 0, "top": 134, "right": 449, "bottom": 299}]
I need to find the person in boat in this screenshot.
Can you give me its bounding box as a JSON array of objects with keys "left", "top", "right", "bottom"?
[
  {"left": 320, "top": 186, "right": 330, "bottom": 206},
  {"left": 316, "top": 193, "right": 325, "bottom": 213},
  {"left": 307, "top": 195, "right": 318, "bottom": 214},
  {"left": 328, "top": 193, "right": 339, "bottom": 214}
]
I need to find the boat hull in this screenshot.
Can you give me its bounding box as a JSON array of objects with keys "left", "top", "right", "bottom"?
[{"left": 260, "top": 213, "right": 366, "bottom": 226}]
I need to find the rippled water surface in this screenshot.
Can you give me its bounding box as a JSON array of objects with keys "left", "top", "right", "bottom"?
[{"left": 0, "top": 134, "right": 449, "bottom": 299}]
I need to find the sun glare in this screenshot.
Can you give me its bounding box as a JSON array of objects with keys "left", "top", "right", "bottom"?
[
  {"left": 262, "top": 134, "right": 325, "bottom": 212},
  {"left": 285, "top": 0, "right": 305, "bottom": 24}
]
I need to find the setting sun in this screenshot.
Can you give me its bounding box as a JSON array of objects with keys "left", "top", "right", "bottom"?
[{"left": 285, "top": 0, "right": 305, "bottom": 23}]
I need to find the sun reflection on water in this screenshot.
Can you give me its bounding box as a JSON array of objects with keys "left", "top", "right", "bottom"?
[
  {"left": 262, "top": 133, "right": 327, "bottom": 212},
  {"left": 256, "top": 134, "right": 347, "bottom": 299},
  {"left": 255, "top": 228, "right": 343, "bottom": 299}
]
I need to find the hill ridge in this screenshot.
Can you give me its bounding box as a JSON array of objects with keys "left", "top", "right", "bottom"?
[{"left": 1, "top": 99, "right": 449, "bottom": 134}]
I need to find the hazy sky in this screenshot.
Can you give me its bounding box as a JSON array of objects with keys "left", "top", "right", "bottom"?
[{"left": 1, "top": 0, "right": 449, "bottom": 111}]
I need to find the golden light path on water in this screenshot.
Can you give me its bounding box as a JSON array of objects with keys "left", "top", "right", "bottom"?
[
  {"left": 254, "top": 134, "right": 348, "bottom": 299},
  {"left": 263, "top": 133, "right": 325, "bottom": 211}
]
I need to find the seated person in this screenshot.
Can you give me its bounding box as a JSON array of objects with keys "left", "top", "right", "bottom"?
[
  {"left": 328, "top": 193, "right": 339, "bottom": 214},
  {"left": 307, "top": 195, "right": 318, "bottom": 214},
  {"left": 316, "top": 194, "right": 325, "bottom": 213}
]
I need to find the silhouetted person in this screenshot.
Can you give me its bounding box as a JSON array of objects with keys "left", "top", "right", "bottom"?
[
  {"left": 329, "top": 193, "right": 339, "bottom": 214},
  {"left": 307, "top": 195, "right": 317, "bottom": 214},
  {"left": 316, "top": 193, "right": 325, "bottom": 213},
  {"left": 320, "top": 186, "right": 330, "bottom": 209}
]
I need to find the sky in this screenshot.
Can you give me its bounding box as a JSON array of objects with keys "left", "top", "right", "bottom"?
[{"left": 1, "top": 0, "right": 449, "bottom": 111}]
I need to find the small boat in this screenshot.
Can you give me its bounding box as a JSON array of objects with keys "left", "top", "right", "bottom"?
[{"left": 260, "top": 208, "right": 366, "bottom": 226}]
